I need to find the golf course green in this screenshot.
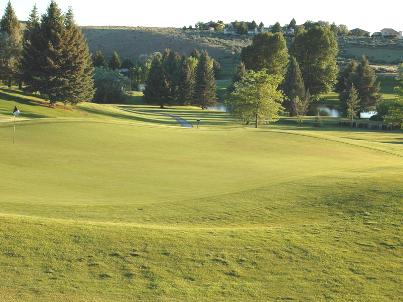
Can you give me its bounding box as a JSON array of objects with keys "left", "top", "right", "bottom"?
[{"left": 0, "top": 88, "right": 402, "bottom": 301}]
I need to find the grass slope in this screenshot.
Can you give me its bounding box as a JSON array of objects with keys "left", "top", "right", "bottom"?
[{"left": 0, "top": 90, "right": 402, "bottom": 301}]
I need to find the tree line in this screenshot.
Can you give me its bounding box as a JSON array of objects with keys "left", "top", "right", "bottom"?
[
  {"left": 226, "top": 20, "right": 391, "bottom": 127},
  {"left": 0, "top": 1, "right": 94, "bottom": 106},
  {"left": 226, "top": 24, "right": 339, "bottom": 126}
]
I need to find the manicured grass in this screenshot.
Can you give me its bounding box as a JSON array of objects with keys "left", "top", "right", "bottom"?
[{"left": 0, "top": 89, "right": 402, "bottom": 301}]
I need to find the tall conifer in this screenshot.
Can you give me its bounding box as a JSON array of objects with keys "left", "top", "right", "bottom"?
[
  {"left": 0, "top": 1, "right": 22, "bottom": 86},
  {"left": 195, "top": 51, "right": 216, "bottom": 109}
]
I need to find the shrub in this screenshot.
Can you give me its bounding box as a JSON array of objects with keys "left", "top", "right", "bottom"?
[{"left": 93, "top": 67, "right": 130, "bottom": 103}]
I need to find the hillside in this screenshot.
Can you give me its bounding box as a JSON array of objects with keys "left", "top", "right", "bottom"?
[{"left": 82, "top": 27, "right": 403, "bottom": 77}]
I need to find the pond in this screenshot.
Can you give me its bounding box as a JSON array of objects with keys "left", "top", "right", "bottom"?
[{"left": 208, "top": 104, "right": 377, "bottom": 119}]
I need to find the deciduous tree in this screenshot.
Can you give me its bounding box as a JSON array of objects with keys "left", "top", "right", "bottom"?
[
  {"left": 226, "top": 70, "right": 283, "bottom": 128},
  {"left": 241, "top": 32, "right": 288, "bottom": 77},
  {"left": 291, "top": 25, "right": 338, "bottom": 96}
]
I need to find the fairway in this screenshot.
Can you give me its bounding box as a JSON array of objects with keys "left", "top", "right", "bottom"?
[{"left": 0, "top": 100, "right": 402, "bottom": 301}]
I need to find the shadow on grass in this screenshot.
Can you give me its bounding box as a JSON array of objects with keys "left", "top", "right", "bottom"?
[{"left": 79, "top": 106, "right": 178, "bottom": 126}]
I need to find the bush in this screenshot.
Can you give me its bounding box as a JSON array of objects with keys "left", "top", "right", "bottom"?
[
  {"left": 370, "top": 99, "right": 403, "bottom": 121},
  {"left": 93, "top": 68, "right": 130, "bottom": 103}
]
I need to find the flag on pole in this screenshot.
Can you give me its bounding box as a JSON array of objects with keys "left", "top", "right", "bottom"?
[{"left": 13, "top": 106, "right": 20, "bottom": 116}]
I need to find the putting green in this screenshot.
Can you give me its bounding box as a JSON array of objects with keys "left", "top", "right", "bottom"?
[{"left": 0, "top": 91, "right": 402, "bottom": 301}]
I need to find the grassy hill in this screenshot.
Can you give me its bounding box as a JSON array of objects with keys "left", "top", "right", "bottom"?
[
  {"left": 82, "top": 27, "right": 403, "bottom": 78},
  {"left": 0, "top": 88, "right": 402, "bottom": 301}
]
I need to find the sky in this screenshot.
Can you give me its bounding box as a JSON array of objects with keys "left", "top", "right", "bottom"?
[{"left": 7, "top": 0, "right": 403, "bottom": 33}]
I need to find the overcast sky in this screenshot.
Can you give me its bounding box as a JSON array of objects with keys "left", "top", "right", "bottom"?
[{"left": 7, "top": 0, "right": 403, "bottom": 33}]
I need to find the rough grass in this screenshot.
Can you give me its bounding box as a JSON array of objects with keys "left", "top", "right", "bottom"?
[{"left": 0, "top": 89, "right": 402, "bottom": 301}]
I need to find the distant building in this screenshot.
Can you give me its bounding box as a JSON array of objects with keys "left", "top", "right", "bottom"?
[{"left": 380, "top": 28, "right": 403, "bottom": 39}]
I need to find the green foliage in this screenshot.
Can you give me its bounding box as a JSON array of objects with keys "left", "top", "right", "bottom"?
[
  {"left": 292, "top": 95, "right": 310, "bottom": 124},
  {"left": 144, "top": 54, "right": 170, "bottom": 107},
  {"left": 0, "top": 1, "right": 22, "bottom": 85},
  {"left": 291, "top": 25, "right": 338, "bottom": 96},
  {"left": 93, "top": 67, "right": 129, "bottom": 103},
  {"left": 93, "top": 50, "right": 107, "bottom": 68},
  {"left": 109, "top": 51, "right": 121, "bottom": 70},
  {"left": 346, "top": 84, "right": 360, "bottom": 121},
  {"left": 195, "top": 51, "right": 216, "bottom": 108},
  {"left": 271, "top": 22, "right": 282, "bottom": 33},
  {"left": 21, "top": 2, "right": 95, "bottom": 105},
  {"left": 227, "top": 70, "right": 284, "bottom": 127},
  {"left": 228, "top": 61, "right": 246, "bottom": 93},
  {"left": 178, "top": 56, "right": 197, "bottom": 105},
  {"left": 338, "top": 58, "right": 381, "bottom": 114},
  {"left": 396, "top": 64, "right": 403, "bottom": 99},
  {"left": 384, "top": 107, "right": 403, "bottom": 128},
  {"left": 241, "top": 32, "right": 289, "bottom": 77},
  {"left": 283, "top": 56, "right": 306, "bottom": 115},
  {"left": 61, "top": 8, "right": 95, "bottom": 105},
  {"left": 162, "top": 49, "right": 182, "bottom": 101},
  {"left": 349, "top": 28, "right": 370, "bottom": 37},
  {"left": 356, "top": 57, "right": 381, "bottom": 112}
]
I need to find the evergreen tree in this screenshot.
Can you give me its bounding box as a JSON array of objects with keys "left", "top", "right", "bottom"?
[
  {"left": 283, "top": 56, "right": 306, "bottom": 115},
  {"left": 338, "top": 58, "right": 380, "bottom": 114},
  {"left": 178, "top": 56, "right": 197, "bottom": 105},
  {"left": 346, "top": 84, "right": 359, "bottom": 123},
  {"left": 195, "top": 51, "right": 216, "bottom": 109},
  {"left": 0, "top": 1, "right": 22, "bottom": 86},
  {"left": 241, "top": 32, "right": 288, "bottom": 77},
  {"left": 109, "top": 51, "right": 121, "bottom": 70},
  {"left": 162, "top": 49, "right": 181, "bottom": 101},
  {"left": 258, "top": 22, "right": 264, "bottom": 32},
  {"left": 121, "top": 58, "right": 135, "bottom": 69},
  {"left": 60, "top": 8, "right": 95, "bottom": 105},
  {"left": 93, "top": 50, "right": 107, "bottom": 68},
  {"left": 228, "top": 62, "right": 246, "bottom": 93},
  {"left": 289, "top": 18, "right": 297, "bottom": 30},
  {"left": 190, "top": 49, "right": 201, "bottom": 59},
  {"left": 22, "top": 2, "right": 94, "bottom": 105},
  {"left": 271, "top": 22, "right": 282, "bottom": 33},
  {"left": 34, "top": 1, "right": 67, "bottom": 104},
  {"left": 144, "top": 54, "right": 170, "bottom": 108},
  {"left": 21, "top": 5, "right": 40, "bottom": 91},
  {"left": 356, "top": 56, "right": 381, "bottom": 112},
  {"left": 335, "top": 60, "right": 358, "bottom": 93},
  {"left": 291, "top": 25, "right": 338, "bottom": 96}
]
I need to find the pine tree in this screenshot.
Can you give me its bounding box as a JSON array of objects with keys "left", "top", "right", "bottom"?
[
  {"left": 22, "top": 2, "right": 95, "bottom": 105},
  {"left": 21, "top": 5, "right": 41, "bottom": 91},
  {"left": 35, "top": 1, "right": 67, "bottom": 104},
  {"left": 162, "top": 49, "right": 181, "bottom": 101},
  {"left": 335, "top": 60, "right": 358, "bottom": 93},
  {"left": 93, "top": 50, "right": 107, "bottom": 68},
  {"left": 0, "top": 1, "right": 22, "bottom": 86},
  {"left": 144, "top": 54, "right": 170, "bottom": 108},
  {"left": 228, "top": 62, "right": 246, "bottom": 93},
  {"left": 346, "top": 84, "right": 359, "bottom": 124},
  {"left": 283, "top": 56, "right": 306, "bottom": 115},
  {"left": 109, "top": 51, "right": 121, "bottom": 70},
  {"left": 195, "top": 51, "right": 216, "bottom": 109},
  {"left": 60, "top": 8, "right": 94, "bottom": 105},
  {"left": 178, "top": 56, "right": 197, "bottom": 105},
  {"left": 356, "top": 56, "right": 381, "bottom": 112}
]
